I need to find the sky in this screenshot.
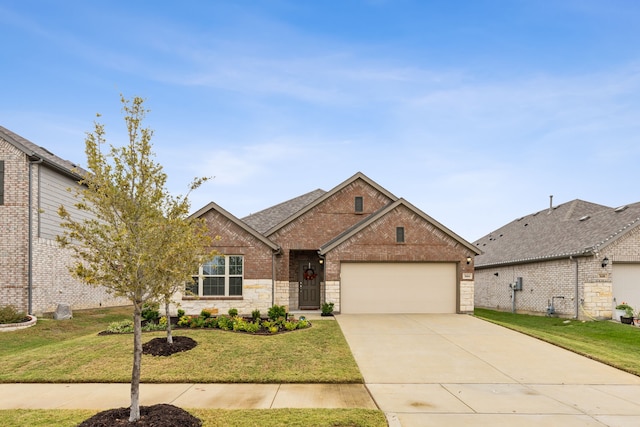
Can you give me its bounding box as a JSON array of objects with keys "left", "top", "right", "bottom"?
[{"left": 2, "top": 0, "right": 640, "bottom": 242}]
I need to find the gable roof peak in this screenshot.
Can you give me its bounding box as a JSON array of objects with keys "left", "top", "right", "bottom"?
[{"left": 262, "top": 172, "right": 399, "bottom": 236}]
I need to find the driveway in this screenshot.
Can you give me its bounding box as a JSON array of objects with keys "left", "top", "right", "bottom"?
[{"left": 336, "top": 314, "right": 640, "bottom": 427}]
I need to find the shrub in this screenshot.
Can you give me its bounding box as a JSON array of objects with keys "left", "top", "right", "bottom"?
[
  {"left": 268, "top": 305, "right": 286, "bottom": 321},
  {"left": 284, "top": 321, "right": 298, "bottom": 331},
  {"left": 158, "top": 316, "right": 168, "bottom": 327},
  {"left": 321, "top": 302, "right": 334, "bottom": 315},
  {"left": 228, "top": 308, "right": 239, "bottom": 317},
  {"left": 106, "top": 319, "right": 134, "bottom": 334},
  {"left": 177, "top": 316, "right": 191, "bottom": 327},
  {"left": 0, "top": 306, "right": 27, "bottom": 324},
  {"left": 297, "top": 319, "right": 310, "bottom": 329},
  {"left": 269, "top": 326, "right": 279, "bottom": 334},
  {"left": 142, "top": 322, "right": 165, "bottom": 332},
  {"left": 217, "top": 315, "right": 232, "bottom": 331},
  {"left": 177, "top": 308, "right": 186, "bottom": 318},
  {"left": 204, "top": 317, "right": 218, "bottom": 328},
  {"left": 251, "top": 309, "right": 261, "bottom": 321},
  {"left": 261, "top": 320, "right": 272, "bottom": 329},
  {"left": 248, "top": 321, "right": 262, "bottom": 333},
  {"left": 141, "top": 302, "right": 160, "bottom": 323},
  {"left": 200, "top": 309, "right": 212, "bottom": 319},
  {"left": 233, "top": 317, "right": 247, "bottom": 332},
  {"left": 190, "top": 316, "right": 206, "bottom": 328}
]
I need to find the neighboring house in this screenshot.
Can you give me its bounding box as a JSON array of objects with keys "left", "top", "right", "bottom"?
[
  {"left": 176, "top": 172, "right": 478, "bottom": 315},
  {"left": 473, "top": 198, "right": 640, "bottom": 320},
  {"left": 0, "top": 126, "right": 127, "bottom": 315}
]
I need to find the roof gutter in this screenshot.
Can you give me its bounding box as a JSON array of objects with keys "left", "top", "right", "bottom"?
[{"left": 475, "top": 251, "right": 593, "bottom": 270}]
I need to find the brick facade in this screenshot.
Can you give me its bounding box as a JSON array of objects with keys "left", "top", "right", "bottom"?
[
  {"left": 0, "top": 140, "right": 29, "bottom": 312},
  {"left": 475, "top": 216, "right": 640, "bottom": 320},
  {"left": 1, "top": 137, "right": 128, "bottom": 315},
  {"left": 186, "top": 175, "right": 477, "bottom": 315},
  {"left": 475, "top": 256, "right": 615, "bottom": 320}
]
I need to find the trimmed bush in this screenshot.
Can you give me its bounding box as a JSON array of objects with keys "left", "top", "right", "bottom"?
[
  {"left": 0, "top": 306, "right": 27, "bottom": 324},
  {"left": 268, "top": 305, "right": 286, "bottom": 321}
]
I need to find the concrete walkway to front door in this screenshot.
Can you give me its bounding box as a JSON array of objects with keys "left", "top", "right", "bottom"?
[{"left": 336, "top": 314, "right": 640, "bottom": 427}]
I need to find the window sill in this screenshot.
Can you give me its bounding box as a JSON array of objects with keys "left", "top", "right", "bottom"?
[{"left": 182, "top": 296, "right": 244, "bottom": 300}]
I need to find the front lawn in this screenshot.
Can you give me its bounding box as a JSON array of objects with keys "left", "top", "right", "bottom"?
[
  {"left": 0, "top": 306, "right": 362, "bottom": 384},
  {"left": 474, "top": 308, "right": 640, "bottom": 376},
  {"left": 0, "top": 409, "right": 387, "bottom": 427}
]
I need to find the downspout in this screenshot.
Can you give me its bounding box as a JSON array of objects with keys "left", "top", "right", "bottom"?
[
  {"left": 28, "top": 156, "right": 43, "bottom": 315},
  {"left": 271, "top": 248, "right": 281, "bottom": 307},
  {"left": 271, "top": 251, "right": 276, "bottom": 307},
  {"left": 571, "top": 255, "right": 579, "bottom": 319},
  {"left": 317, "top": 252, "right": 326, "bottom": 304}
]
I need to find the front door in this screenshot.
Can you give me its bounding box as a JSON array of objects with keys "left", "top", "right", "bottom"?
[{"left": 299, "top": 261, "right": 321, "bottom": 309}]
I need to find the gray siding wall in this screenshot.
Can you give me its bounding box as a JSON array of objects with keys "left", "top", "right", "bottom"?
[{"left": 39, "top": 165, "right": 92, "bottom": 240}]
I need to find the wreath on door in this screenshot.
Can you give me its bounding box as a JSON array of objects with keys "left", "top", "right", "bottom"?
[{"left": 304, "top": 268, "right": 318, "bottom": 280}]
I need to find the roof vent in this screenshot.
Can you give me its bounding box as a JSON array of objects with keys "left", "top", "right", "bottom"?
[
  {"left": 614, "top": 205, "right": 628, "bottom": 212},
  {"left": 579, "top": 215, "right": 590, "bottom": 221}
]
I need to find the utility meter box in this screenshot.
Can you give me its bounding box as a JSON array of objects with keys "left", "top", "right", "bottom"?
[{"left": 514, "top": 277, "right": 523, "bottom": 291}]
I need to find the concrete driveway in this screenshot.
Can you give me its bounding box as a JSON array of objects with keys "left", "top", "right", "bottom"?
[{"left": 336, "top": 314, "right": 640, "bottom": 427}]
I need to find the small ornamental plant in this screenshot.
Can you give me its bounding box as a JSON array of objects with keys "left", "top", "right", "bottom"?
[
  {"left": 616, "top": 303, "right": 634, "bottom": 318},
  {"left": 321, "top": 302, "right": 334, "bottom": 316}
]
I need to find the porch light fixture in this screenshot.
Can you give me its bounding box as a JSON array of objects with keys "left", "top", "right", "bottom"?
[
  {"left": 466, "top": 256, "right": 472, "bottom": 265},
  {"left": 601, "top": 257, "right": 609, "bottom": 268},
  {"left": 318, "top": 259, "right": 324, "bottom": 265}
]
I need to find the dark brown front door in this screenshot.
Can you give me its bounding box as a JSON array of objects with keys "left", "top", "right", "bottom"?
[{"left": 299, "top": 261, "right": 320, "bottom": 309}]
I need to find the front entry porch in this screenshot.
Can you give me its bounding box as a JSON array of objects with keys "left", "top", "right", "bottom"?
[{"left": 289, "top": 250, "right": 324, "bottom": 310}]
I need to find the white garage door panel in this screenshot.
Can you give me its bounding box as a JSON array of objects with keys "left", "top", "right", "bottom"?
[
  {"left": 613, "top": 264, "right": 640, "bottom": 310},
  {"left": 341, "top": 262, "right": 457, "bottom": 314}
]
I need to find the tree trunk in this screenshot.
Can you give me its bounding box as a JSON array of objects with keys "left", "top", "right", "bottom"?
[
  {"left": 165, "top": 300, "right": 173, "bottom": 345},
  {"left": 129, "top": 307, "right": 142, "bottom": 422}
]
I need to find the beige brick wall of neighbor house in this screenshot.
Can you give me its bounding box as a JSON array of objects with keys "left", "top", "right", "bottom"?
[
  {"left": 475, "top": 258, "right": 578, "bottom": 317},
  {"left": 475, "top": 256, "right": 615, "bottom": 320},
  {"left": 0, "top": 140, "right": 30, "bottom": 312},
  {"left": 32, "top": 237, "right": 129, "bottom": 316}
]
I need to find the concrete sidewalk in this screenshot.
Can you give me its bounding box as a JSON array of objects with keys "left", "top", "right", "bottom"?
[{"left": 0, "top": 383, "right": 377, "bottom": 410}]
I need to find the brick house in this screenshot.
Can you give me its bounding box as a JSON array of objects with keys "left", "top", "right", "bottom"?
[
  {"left": 473, "top": 198, "right": 640, "bottom": 320},
  {"left": 0, "top": 126, "right": 127, "bottom": 315},
  {"left": 176, "top": 172, "right": 478, "bottom": 315}
]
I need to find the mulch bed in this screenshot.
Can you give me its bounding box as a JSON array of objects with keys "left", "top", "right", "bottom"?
[
  {"left": 142, "top": 336, "right": 197, "bottom": 356},
  {"left": 77, "top": 404, "right": 201, "bottom": 426}
]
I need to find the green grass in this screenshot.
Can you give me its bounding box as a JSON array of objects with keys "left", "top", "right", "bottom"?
[
  {"left": 0, "top": 307, "right": 382, "bottom": 425},
  {"left": 474, "top": 308, "right": 640, "bottom": 376},
  {"left": 0, "top": 306, "right": 362, "bottom": 383},
  {"left": 0, "top": 409, "right": 388, "bottom": 427}
]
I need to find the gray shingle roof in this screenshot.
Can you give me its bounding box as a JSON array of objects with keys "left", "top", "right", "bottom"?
[
  {"left": 474, "top": 199, "right": 640, "bottom": 267},
  {"left": 241, "top": 189, "right": 327, "bottom": 233},
  {"left": 0, "top": 125, "right": 85, "bottom": 178}
]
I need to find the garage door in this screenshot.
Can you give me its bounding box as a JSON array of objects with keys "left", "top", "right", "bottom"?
[
  {"left": 613, "top": 263, "right": 640, "bottom": 310},
  {"left": 340, "top": 262, "right": 457, "bottom": 314}
]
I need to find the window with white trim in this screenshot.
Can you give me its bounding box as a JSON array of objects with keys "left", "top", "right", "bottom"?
[{"left": 187, "top": 255, "right": 243, "bottom": 297}]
